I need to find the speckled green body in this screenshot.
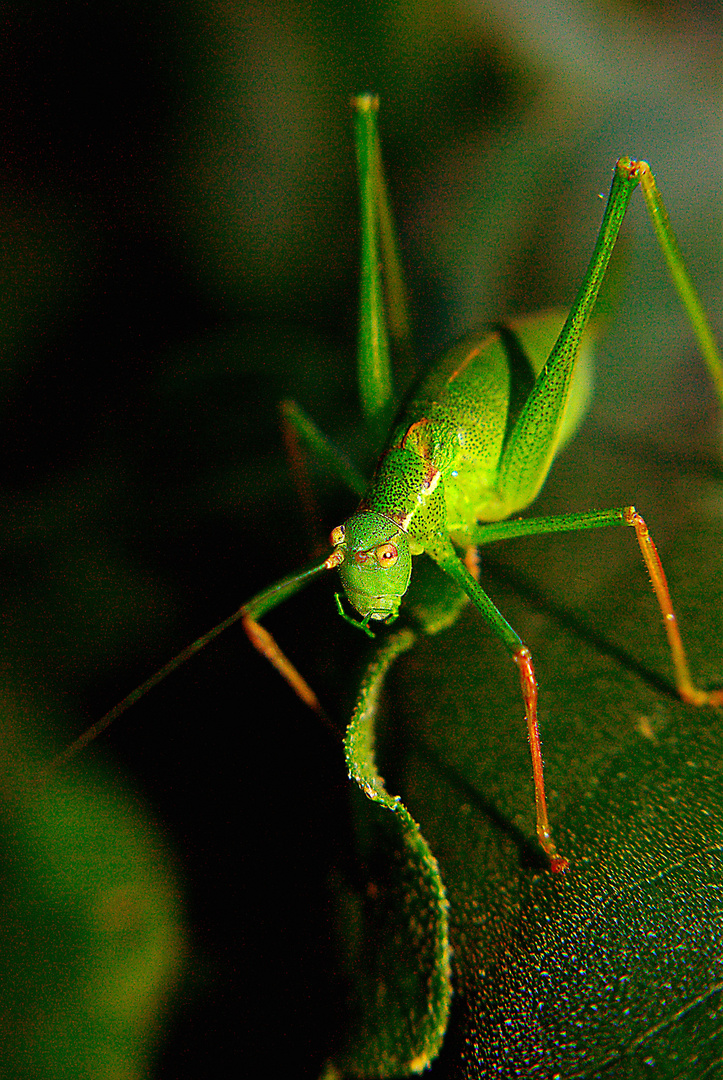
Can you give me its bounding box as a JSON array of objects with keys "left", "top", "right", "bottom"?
[
  {"left": 333, "top": 152, "right": 642, "bottom": 626},
  {"left": 360, "top": 309, "right": 594, "bottom": 557}
]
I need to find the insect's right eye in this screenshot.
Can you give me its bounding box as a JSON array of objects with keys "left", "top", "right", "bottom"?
[{"left": 330, "top": 525, "right": 345, "bottom": 547}]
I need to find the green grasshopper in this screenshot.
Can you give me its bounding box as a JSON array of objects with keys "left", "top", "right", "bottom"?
[{"left": 52, "top": 94, "right": 723, "bottom": 872}]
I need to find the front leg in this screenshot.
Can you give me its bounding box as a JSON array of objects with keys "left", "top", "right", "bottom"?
[{"left": 430, "top": 538, "right": 569, "bottom": 872}]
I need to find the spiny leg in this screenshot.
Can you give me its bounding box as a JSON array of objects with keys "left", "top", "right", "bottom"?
[
  {"left": 471, "top": 505, "right": 723, "bottom": 706},
  {"left": 431, "top": 539, "right": 569, "bottom": 872},
  {"left": 624, "top": 507, "right": 723, "bottom": 707},
  {"left": 513, "top": 645, "right": 568, "bottom": 873}
]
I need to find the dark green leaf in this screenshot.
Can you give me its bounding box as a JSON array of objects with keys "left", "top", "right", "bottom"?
[
  {"left": 337, "top": 432, "right": 723, "bottom": 1077},
  {"left": 338, "top": 625, "right": 451, "bottom": 1076}
]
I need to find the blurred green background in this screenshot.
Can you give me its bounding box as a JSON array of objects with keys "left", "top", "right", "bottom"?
[{"left": 1, "top": 0, "right": 720, "bottom": 1075}]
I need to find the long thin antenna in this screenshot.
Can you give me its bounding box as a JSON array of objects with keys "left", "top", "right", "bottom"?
[{"left": 38, "top": 605, "right": 247, "bottom": 782}]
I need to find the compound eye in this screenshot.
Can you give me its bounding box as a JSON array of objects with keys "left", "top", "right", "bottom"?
[
  {"left": 330, "top": 525, "right": 345, "bottom": 547},
  {"left": 374, "top": 542, "right": 399, "bottom": 568}
]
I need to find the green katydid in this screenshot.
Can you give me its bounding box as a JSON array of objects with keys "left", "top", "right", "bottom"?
[{"left": 49, "top": 94, "right": 723, "bottom": 873}]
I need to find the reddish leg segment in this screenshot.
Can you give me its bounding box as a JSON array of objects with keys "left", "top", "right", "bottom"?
[
  {"left": 432, "top": 539, "right": 569, "bottom": 872},
  {"left": 625, "top": 508, "right": 723, "bottom": 707},
  {"left": 472, "top": 504, "right": 723, "bottom": 708},
  {"left": 514, "top": 646, "right": 569, "bottom": 873}
]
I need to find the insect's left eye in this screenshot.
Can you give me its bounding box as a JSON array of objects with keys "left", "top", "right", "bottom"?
[{"left": 375, "top": 542, "right": 399, "bottom": 568}]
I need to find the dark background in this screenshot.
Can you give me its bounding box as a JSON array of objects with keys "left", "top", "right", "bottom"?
[{"left": 1, "top": 1, "right": 720, "bottom": 1075}]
